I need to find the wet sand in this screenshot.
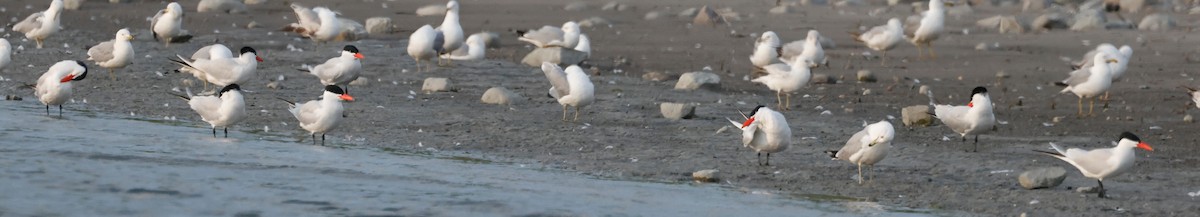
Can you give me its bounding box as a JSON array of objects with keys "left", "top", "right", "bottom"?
[{"left": 1, "top": 0, "right": 1199, "bottom": 216}]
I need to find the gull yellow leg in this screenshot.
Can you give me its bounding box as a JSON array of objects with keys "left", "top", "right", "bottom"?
[
  {"left": 929, "top": 43, "right": 937, "bottom": 59},
  {"left": 574, "top": 106, "right": 581, "bottom": 122},
  {"left": 561, "top": 104, "right": 568, "bottom": 122},
  {"left": 857, "top": 163, "right": 864, "bottom": 185},
  {"left": 1078, "top": 97, "right": 1084, "bottom": 117}
]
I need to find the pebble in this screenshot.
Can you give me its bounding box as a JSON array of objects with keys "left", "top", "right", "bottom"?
[{"left": 692, "top": 169, "right": 719, "bottom": 182}]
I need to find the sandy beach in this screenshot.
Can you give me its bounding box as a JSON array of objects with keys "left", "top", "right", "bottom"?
[{"left": 2, "top": 0, "right": 1199, "bottom": 216}]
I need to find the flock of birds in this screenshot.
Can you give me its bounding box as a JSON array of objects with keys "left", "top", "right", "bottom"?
[{"left": 0, "top": 0, "right": 1174, "bottom": 199}]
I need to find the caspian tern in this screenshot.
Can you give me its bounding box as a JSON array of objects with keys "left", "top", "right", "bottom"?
[
  {"left": 753, "top": 54, "right": 812, "bottom": 111},
  {"left": 726, "top": 105, "right": 791, "bottom": 166},
  {"left": 12, "top": 0, "right": 64, "bottom": 49},
  {"left": 1056, "top": 53, "right": 1118, "bottom": 117},
  {"left": 829, "top": 120, "right": 895, "bottom": 184},
  {"left": 1034, "top": 132, "right": 1153, "bottom": 198},
  {"left": 0, "top": 39, "right": 10, "bottom": 73},
  {"left": 34, "top": 60, "right": 88, "bottom": 117},
  {"left": 87, "top": 28, "right": 135, "bottom": 81},
  {"left": 408, "top": 25, "right": 442, "bottom": 72},
  {"left": 928, "top": 86, "right": 996, "bottom": 152},
  {"left": 176, "top": 44, "right": 232, "bottom": 91},
  {"left": 174, "top": 84, "right": 246, "bottom": 138},
  {"left": 749, "top": 31, "right": 782, "bottom": 68},
  {"left": 517, "top": 21, "right": 581, "bottom": 48},
  {"left": 541, "top": 63, "right": 594, "bottom": 122},
  {"left": 850, "top": 18, "right": 904, "bottom": 65},
  {"left": 171, "top": 46, "right": 263, "bottom": 91},
  {"left": 907, "top": 0, "right": 951, "bottom": 60},
  {"left": 305, "top": 45, "right": 364, "bottom": 93},
  {"left": 781, "top": 30, "right": 827, "bottom": 68},
  {"left": 436, "top": 0, "right": 464, "bottom": 65},
  {"left": 151, "top": 2, "right": 193, "bottom": 47},
  {"left": 282, "top": 85, "right": 355, "bottom": 145}
]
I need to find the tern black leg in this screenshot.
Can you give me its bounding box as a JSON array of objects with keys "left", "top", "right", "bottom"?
[
  {"left": 45, "top": 105, "right": 50, "bottom": 116},
  {"left": 321, "top": 133, "right": 327, "bottom": 146},
  {"left": 765, "top": 153, "right": 771, "bottom": 166},
  {"left": 974, "top": 135, "right": 979, "bottom": 152},
  {"left": 58, "top": 105, "right": 63, "bottom": 117},
  {"left": 1098, "top": 180, "right": 1107, "bottom": 198},
  {"left": 757, "top": 152, "right": 762, "bottom": 166},
  {"left": 311, "top": 134, "right": 317, "bottom": 145},
  {"left": 224, "top": 127, "right": 229, "bottom": 138},
  {"left": 212, "top": 127, "right": 217, "bottom": 138}
]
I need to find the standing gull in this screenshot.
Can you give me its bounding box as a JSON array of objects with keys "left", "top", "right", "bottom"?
[
  {"left": 283, "top": 85, "right": 355, "bottom": 145},
  {"left": 35, "top": 60, "right": 88, "bottom": 117},
  {"left": 783, "top": 30, "right": 827, "bottom": 68},
  {"left": 906, "top": 0, "right": 950, "bottom": 59},
  {"left": 151, "top": 2, "right": 192, "bottom": 47},
  {"left": 1056, "top": 53, "right": 1118, "bottom": 117},
  {"left": 174, "top": 84, "right": 246, "bottom": 138},
  {"left": 12, "top": 0, "right": 65, "bottom": 49},
  {"left": 1034, "top": 132, "right": 1153, "bottom": 198},
  {"left": 407, "top": 25, "right": 442, "bottom": 72},
  {"left": 305, "top": 45, "right": 364, "bottom": 93},
  {"left": 87, "top": 28, "right": 135, "bottom": 81},
  {"left": 726, "top": 105, "right": 791, "bottom": 166},
  {"left": 850, "top": 18, "right": 904, "bottom": 65},
  {"left": 541, "top": 63, "right": 594, "bottom": 122},
  {"left": 753, "top": 56, "right": 812, "bottom": 111},
  {"left": 928, "top": 86, "right": 995, "bottom": 152},
  {"left": 749, "top": 31, "right": 783, "bottom": 68},
  {"left": 829, "top": 121, "right": 896, "bottom": 184},
  {"left": 436, "top": 0, "right": 464, "bottom": 65}
]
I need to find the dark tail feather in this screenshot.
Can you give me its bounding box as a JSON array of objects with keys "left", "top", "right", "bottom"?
[
  {"left": 1032, "top": 149, "right": 1064, "bottom": 157},
  {"left": 1053, "top": 82, "right": 1068, "bottom": 87},
  {"left": 170, "top": 93, "right": 191, "bottom": 101},
  {"left": 167, "top": 57, "right": 193, "bottom": 69},
  {"left": 169, "top": 35, "right": 193, "bottom": 43},
  {"left": 825, "top": 150, "right": 838, "bottom": 159},
  {"left": 276, "top": 97, "right": 296, "bottom": 106},
  {"left": 1181, "top": 85, "right": 1198, "bottom": 92}
]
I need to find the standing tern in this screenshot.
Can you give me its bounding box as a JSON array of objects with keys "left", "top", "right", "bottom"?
[
  {"left": 1056, "top": 53, "right": 1118, "bottom": 117},
  {"left": 829, "top": 121, "right": 896, "bottom": 184},
  {"left": 34, "top": 60, "right": 88, "bottom": 117},
  {"left": 541, "top": 63, "right": 595, "bottom": 122},
  {"left": 174, "top": 84, "right": 246, "bottom": 138},
  {"left": 1034, "top": 132, "right": 1153, "bottom": 198},
  {"left": 86, "top": 28, "right": 135, "bottom": 81},
  {"left": 906, "top": 0, "right": 951, "bottom": 60},
  {"left": 928, "top": 86, "right": 995, "bottom": 152},
  {"left": 12, "top": 0, "right": 64, "bottom": 49},
  {"left": 850, "top": 18, "right": 904, "bottom": 65},
  {"left": 753, "top": 55, "right": 812, "bottom": 111},
  {"left": 726, "top": 105, "right": 791, "bottom": 166},
  {"left": 305, "top": 45, "right": 364, "bottom": 93},
  {"left": 151, "top": 2, "right": 192, "bottom": 47},
  {"left": 283, "top": 85, "right": 355, "bottom": 145},
  {"left": 171, "top": 46, "right": 263, "bottom": 90}
]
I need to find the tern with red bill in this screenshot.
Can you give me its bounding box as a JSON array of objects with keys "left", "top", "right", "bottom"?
[
  {"left": 170, "top": 45, "right": 263, "bottom": 92},
  {"left": 828, "top": 120, "right": 895, "bottom": 184},
  {"left": 541, "top": 63, "right": 594, "bottom": 122},
  {"left": 174, "top": 84, "right": 245, "bottom": 138},
  {"left": 726, "top": 105, "right": 791, "bottom": 166},
  {"left": 12, "top": 0, "right": 64, "bottom": 49},
  {"left": 1034, "top": 132, "right": 1153, "bottom": 198},
  {"left": 87, "top": 28, "right": 135, "bottom": 81},
  {"left": 305, "top": 45, "right": 364, "bottom": 93},
  {"left": 753, "top": 53, "right": 812, "bottom": 111},
  {"left": 176, "top": 44, "right": 232, "bottom": 91},
  {"left": 928, "top": 86, "right": 995, "bottom": 152},
  {"left": 1055, "top": 53, "right": 1117, "bottom": 117},
  {"left": 34, "top": 60, "right": 88, "bottom": 117},
  {"left": 283, "top": 85, "right": 355, "bottom": 145}
]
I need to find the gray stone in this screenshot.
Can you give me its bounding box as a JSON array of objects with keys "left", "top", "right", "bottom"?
[
  {"left": 977, "top": 15, "right": 1025, "bottom": 34},
  {"left": 834, "top": 0, "right": 865, "bottom": 7},
  {"left": 1120, "top": 0, "right": 1148, "bottom": 13},
  {"left": 601, "top": 2, "right": 629, "bottom": 11},
  {"left": 857, "top": 70, "right": 876, "bottom": 82},
  {"left": 365, "top": 17, "right": 393, "bottom": 36},
  {"left": 692, "top": 169, "right": 719, "bottom": 182},
  {"left": 197, "top": 0, "right": 247, "bottom": 14},
  {"left": 1191, "top": 7, "right": 1200, "bottom": 15},
  {"left": 415, "top": 4, "right": 447, "bottom": 17},
  {"left": 1022, "top": 0, "right": 1049, "bottom": 11},
  {"left": 1032, "top": 13, "right": 1070, "bottom": 31},
  {"left": 674, "top": 71, "right": 721, "bottom": 90},
  {"left": 1019, "top": 167, "right": 1067, "bottom": 189},
  {"left": 693, "top": 6, "right": 724, "bottom": 26},
  {"left": 660, "top": 103, "right": 697, "bottom": 120},
  {"left": 642, "top": 71, "right": 670, "bottom": 81},
  {"left": 918, "top": 85, "right": 931, "bottom": 95},
  {"left": 644, "top": 11, "right": 664, "bottom": 20},
  {"left": 901, "top": 105, "right": 934, "bottom": 127},
  {"left": 811, "top": 73, "right": 835, "bottom": 84},
  {"left": 578, "top": 17, "right": 611, "bottom": 28},
  {"left": 521, "top": 47, "right": 589, "bottom": 67},
  {"left": 769, "top": 5, "right": 794, "bottom": 14},
  {"left": 64, "top": 0, "right": 84, "bottom": 10},
  {"left": 564, "top": 1, "right": 588, "bottom": 11},
  {"left": 678, "top": 7, "right": 699, "bottom": 17},
  {"left": 1138, "top": 13, "right": 1175, "bottom": 31},
  {"left": 481, "top": 87, "right": 522, "bottom": 105},
  {"left": 422, "top": 77, "right": 451, "bottom": 93},
  {"left": 1070, "top": 10, "right": 1106, "bottom": 31},
  {"left": 1075, "top": 186, "right": 1100, "bottom": 193}
]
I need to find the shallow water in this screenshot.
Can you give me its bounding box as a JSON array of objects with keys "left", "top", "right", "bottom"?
[{"left": 0, "top": 101, "right": 940, "bottom": 216}]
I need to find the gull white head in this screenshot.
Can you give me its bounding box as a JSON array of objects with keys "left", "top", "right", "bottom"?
[
  {"left": 48, "top": 0, "right": 64, "bottom": 15},
  {"left": 446, "top": 0, "right": 460, "bottom": 13},
  {"left": 759, "top": 31, "right": 780, "bottom": 47},
  {"left": 116, "top": 28, "right": 134, "bottom": 41},
  {"left": 167, "top": 2, "right": 183, "bottom": 14},
  {"left": 929, "top": 0, "right": 951, "bottom": 11},
  {"left": 887, "top": 18, "right": 903, "bottom": 29},
  {"left": 863, "top": 121, "right": 896, "bottom": 147}
]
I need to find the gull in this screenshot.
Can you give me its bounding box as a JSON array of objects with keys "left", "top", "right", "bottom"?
[
  {"left": 0, "top": 39, "right": 10, "bottom": 73},
  {"left": 170, "top": 46, "right": 263, "bottom": 91},
  {"left": 86, "top": 28, "right": 135, "bottom": 81},
  {"left": 305, "top": 45, "right": 364, "bottom": 93},
  {"left": 282, "top": 3, "right": 321, "bottom": 37},
  {"left": 309, "top": 7, "right": 343, "bottom": 43},
  {"left": 151, "top": 2, "right": 193, "bottom": 47},
  {"left": 283, "top": 85, "right": 355, "bottom": 145},
  {"left": 828, "top": 121, "right": 895, "bottom": 184},
  {"left": 1056, "top": 53, "right": 1118, "bottom": 117},
  {"left": 517, "top": 21, "right": 581, "bottom": 48},
  {"left": 1182, "top": 86, "right": 1200, "bottom": 109},
  {"left": 906, "top": 0, "right": 951, "bottom": 59},
  {"left": 749, "top": 31, "right": 783, "bottom": 68},
  {"left": 726, "top": 105, "right": 791, "bottom": 166},
  {"left": 441, "top": 34, "right": 486, "bottom": 61},
  {"left": 12, "top": 0, "right": 65, "bottom": 49},
  {"left": 753, "top": 56, "right": 812, "bottom": 111},
  {"left": 1034, "top": 132, "right": 1153, "bottom": 198},
  {"left": 781, "top": 30, "right": 827, "bottom": 68},
  {"left": 173, "top": 84, "right": 245, "bottom": 138},
  {"left": 928, "top": 86, "right": 996, "bottom": 152},
  {"left": 1073, "top": 44, "right": 1132, "bottom": 80},
  {"left": 35, "top": 60, "right": 88, "bottom": 117},
  {"left": 436, "top": 0, "right": 464, "bottom": 65},
  {"left": 850, "top": 18, "right": 904, "bottom": 65},
  {"left": 177, "top": 44, "right": 233, "bottom": 91},
  {"left": 407, "top": 25, "right": 442, "bottom": 72},
  {"left": 575, "top": 34, "right": 592, "bottom": 59},
  {"left": 541, "top": 63, "right": 594, "bottom": 122}
]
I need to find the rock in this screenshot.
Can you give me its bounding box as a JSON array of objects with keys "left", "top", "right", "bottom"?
[
  {"left": 422, "top": 77, "right": 451, "bottom": 93},
  {"left": 834, "top": 0, "right": 865, "bottom": 7},
  {"left": 1019, "top": 167, "right": 1067, "bottom": 189},
  {"left": 601, "top": 2, "right": 630, "bottom": 11},
  {"left": 678, "top": 7, "right": 699, "bottom": 17},
  {"left": 976, "top": 43, "right": 991, "bottom": 51},
  {"left": 1138, "top": 13, "right": 1175, "bottom": 31},
  {"left": 918, "top": 85, "right": 931, "bottom": 95},
  {"left": 887, "top": 0, "right": 903, "bottom": 6},
  {"left": 349, "top": 77, "right": 369, "bottom": 86},
  {"left": 473, "top": 32, "right": 501, "bottom": 48},
  {"left": 769, "top": 5, "right": 794, "bottom": 14},
  {"left": 1076, "top": 186, "right": 1100, "bottom": 193},
  {"left": 1106, "top": 20, "right": 1135, "bottom": 29},
  {"left": 977, "top": 15, "right": 1025, "bottom": 34},
  {"left": 578, "top": 17, "right": 612, "bottom": 28},
  {"left": 674, "top": 71, "right": 721, "bottom": 90},
  {"left": 481, "top": 87, "right": 522, "bottom": 105},
  {"left": 1191, "top": 7, "right": 1200, "bottom": 15},
  {"left": 244, "top": 0, "right": 268, "bottom": 4},
  {"left": 1022, "top": 0, "right": 1049, "bottom": 11},
  {"left": 644, "top": 11, "right": 664, "bottom": 20},
  {"left": 415, "top": 4, "right": 447, "bottom": 17},
  {"left": 266, "top": 81, "right": 281, "bottom": 89},
  {"left": 1119, "top": 0, "right": 1147, "bottom": 13},
  {"left": 947, "top": 4, "right": 973, "bottom": 17},
  {"left": 197, "top": 0, "right": 247, "bottom": 14},
  {"left": 692, "top": 169, "right": 719, "bottom": 182},
  {"left": 521, "top": 47, "right": 589, "bottom": 67},
  {"left": 660, "top": 103, "right": 697, "bottom": 120},
  {"left": 5, "top": 95, "right": 22, "bottom": 101},
  {"left": 996, "top": 71, "right": 1010, "bottom": 79},
  {"left": 1185, "top": 114, "right": 1194, "bottom": 123},
  {"left": 693, "top": 6, "right": 724, "bottom": 26},
  {"left": 856, "top": 70, "right": 876, "bottom": 82},
  {"left": 564, "top": 1, "right": 588, "bottom": 11},
  {"left": 365, "top": 17, "right": 393, "bottom": 36},
  {"left": 1032, "top": 13, "right": 1070, "bottom": 31},
  {"left": 1070, "top": 9, "right": 1106, "bottom": 31},
  {"left": 63, "top": 0, "right": 83, "bottom": 10},
  {"left": 642, "top": 71, "right": 670, "bottom": 81},
  {"left": 901, "top": 105, "right": 934, "bottom": 127},
  {"left": 245, "top": 21, "right": 259, "bottom": 29},
  {"left": 811, "top": 73, "right": 835, "bottom": 84}
]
